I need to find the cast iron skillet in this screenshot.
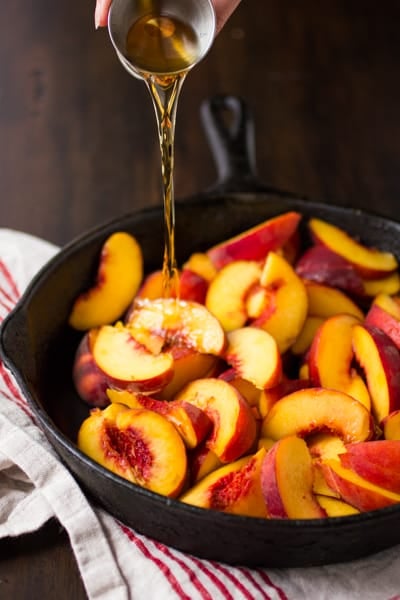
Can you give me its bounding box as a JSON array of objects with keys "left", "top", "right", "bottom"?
[{"left": 2, "top": 95, "right": 400, "bottom": 568}]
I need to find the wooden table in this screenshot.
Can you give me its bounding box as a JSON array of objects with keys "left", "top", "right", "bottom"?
[{"left": 1, "top": 1, "right": 400, "bottom": 597}]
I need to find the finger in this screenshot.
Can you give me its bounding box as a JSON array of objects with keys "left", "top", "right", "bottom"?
[
  {"left": 95, "top": 0, "right": 112, "bottom": 29},
  {"left": 212, "top": 0, "right": 241, "bottom": 33}
]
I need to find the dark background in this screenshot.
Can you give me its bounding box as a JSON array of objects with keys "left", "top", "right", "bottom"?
[{"left": 1, "top": 1, "right": 400, "bottom": 597}]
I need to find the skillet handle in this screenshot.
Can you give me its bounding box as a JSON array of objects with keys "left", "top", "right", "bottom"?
[{"left": 201, "top": 95, "right": 271, "bottom": 194}]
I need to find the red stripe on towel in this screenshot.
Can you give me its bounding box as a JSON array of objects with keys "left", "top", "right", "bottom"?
[
  {"left": 0, "top": 260, "right": 20, "bottom": 301},
  {"left": 120, "top": 525, "right": 193, "bottom": 600},
  {"left": 153, "top": 540, "right": 216, "bottom": 600}
]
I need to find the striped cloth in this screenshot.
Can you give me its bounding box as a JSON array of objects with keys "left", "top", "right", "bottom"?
[{"left": 1, "top": 228, "right": 400, "bottom": 600}]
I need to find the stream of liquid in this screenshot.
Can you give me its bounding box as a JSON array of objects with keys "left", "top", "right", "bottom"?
[{"left": 125, "top": 13, "right": 203, "bottom": 298}]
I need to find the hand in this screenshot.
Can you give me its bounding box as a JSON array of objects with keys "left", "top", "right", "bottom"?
[{"left": 95, "top": 0, "right": 241, "bottom": 33}]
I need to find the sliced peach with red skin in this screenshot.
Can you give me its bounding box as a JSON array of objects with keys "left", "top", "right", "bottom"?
[
  {"left": 175, "top": 378, "right": 257, "bottom": 463},
  {"left": 261, "top": 387, "right": 373, "bottom": 443},
  {"left": 260, "top": 435, "right": 327, "bottom": 519},
  {"left": 308, "top": 314, "right": 370, "bottom": 410},
  {"left": 178, "top": 269, "right": 209, "bottom": 303},
  {"left": 315, "top": 494, "right": 360, "bottom": 517},
  {"left": 258, "top": 378, "right": 311, "bottom": 419},
  {"left": 365, "top": 303, "right": 400, "bottom": 350},
  {"left": 320, "top": 458, "right": 400, "bottom": 512},
  {"left": 352, "top": 323, "right": 400, "bottom": 424},
  {"left": 382, "top": 410, "right": 400, "bottom": 440},
  {"left": 158, "top": 346, "right": 219, "bottom": 401},
  {"left": 304, "top": 280, "right": 364, "bottom": 320},
  {"left": 92, "top": 323, "right": 174, "bottom": 394},
  {"left": 106, "top": 388, "right": 212, "bottom": 449},
  {"left": 251, "top": 252, "right": 308, "bottom": 353},
  {"left": 126, "top": 298, "right": 226, "bottom": 357},
  {"left": 224, "top": 326, "right": 282, "bottom": 390},
  {"left": 73, "top": 329, "right": 110, "bottom": 407},
  {"left": 218, "top": 368, "right": 261, "bottom": 407},
  {"left": 295, "top": 244, "right": 364, "bottom": 296},
  {"left": 78, "top": 403, "right": 188, "bottom": 498},
  {"left": 308, "top": 217, "right": 398, "bottom": 279},
  {"left": 339, "top": 440, "right": 400, "bottom": 493},
  {"left": 180, "top": 448, "right": 268, "bottom": 518},
  {"left": 188, "top": 444, "right": 222, "bottom": 484},
  {"left": 69, "top": 232, "right": 143, "bottom": 330},
  {"left": 206, "top": 211, "right": 301, "bottom": 269},
  {"left": 312, "top": 460, "right": 341, "bottom": 498},
  {"left": 205, "top": 260, "right": 262, "bottom": 332}
]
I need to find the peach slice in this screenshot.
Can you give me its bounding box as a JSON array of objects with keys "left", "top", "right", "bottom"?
[
  {"left": 205, "top": 260, "right": 262, "bottom": 332},
  {"left": 308, "top": 432, "right": 346, "bottom": 461},
  {"left": 224, "top": 327, "right": 282, "bottom": 390},
  {"left": 352, "top": 323, "right": 400, "bottom": 424},
  {"left": 295, "top": 245, "right": 364, "bottom": 296},
  {"left": 309, "top": 217, "right": 398, "bottom": 278},
  {"left": 158, "top": 347, "right": 219, "bottom": 401},
  {"left": 178, "top": 269, "right": 209, "bottom": 304},
  {"left": 251, "top": 252, "right": 308, "bottom": 353},
  {"left": 136, "top": 270, "right": 164, "bottom": 300},
  {"left": 320, "top": 458, "right": 400, "bottom": 512},
  {"left": 106, "top": 388, "right": 212, "bottom": 449},
  {"left": 72, "top": 330, "right": 110, "bottom": 407},
  {"left": 258, "top": 378, "right": 311, "bottom": 419},
  {"left": 126, "top": 298, "right": 226, "bottom": 357},
  {"left": 304, "top": 281, "right": 364, "bottom": 320},
  {"left": 257, "top": 437, "right": 276, "bottom": 452},
  {"left": 218, "top": 368, "right": 261, "bottom": 407},
  {"left": 69, "top": 232, "right": 143, "bottom": 330},
  {"left": 92, "top": 323, "right": 174, "bottom": 394},
  {"left": 308, "top": 314, "right": 370, "bottom": 410},
  {"left": 315, "top": 495, "right": 360, "bottom": 517},
  {"left": 188, "top": 444, "right": 222, "bottom": 484},
  {"left": 183, "top": 252, "right": 217, "bottom": 282},
  {"left": 78, "top": 403, "right": 188, "bottom": 498},
  {"left": 382, "top": 410, "right": 400, "bottom": 440},
  {"left": 175, "top": 378, "right": 257, "bottom": 463},
  {"left": 136, "top": 268, "right": 209, "bottom": 304},
  {"left": 261, "top": 387, "right": 373, "bottom": 443},
  {"left": 339, "top": 440, "right": 400, "bottom": 493},
  {"left": 260, "top": 435, "right": 327, "bottom": 519},
  {"left": 291, "top": 316, "right": 324, "bottom": 356},
  {"left": 206, "top": 211, "right": 301, "bottom": 269},
  {"left": 312, "top": 460, "right": 340, "bottom": 498},
  {"left": 362, "top": 272, "right": 400, "bottom": 297},
  {"left": 365, "top": 303, "right": 400, "bottom": 350},
  {"left": 180, "top": 448, "right": 268, "bottom": 518}
]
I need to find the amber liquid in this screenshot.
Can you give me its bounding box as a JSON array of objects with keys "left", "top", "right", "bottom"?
[{"left": 126, "top": 13, "right": 202, "bottom": 298}]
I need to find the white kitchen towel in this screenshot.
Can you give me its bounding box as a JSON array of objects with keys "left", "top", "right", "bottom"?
[{"left": 1, "top": 228, "right": 400, "bottom": 600}]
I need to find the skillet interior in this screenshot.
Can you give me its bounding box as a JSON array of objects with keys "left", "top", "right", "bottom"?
[
  {"left": 2, "top": 192, "right": 400, "bottom": 568},
  {"left": 3, "top": 95, "right": 400, "bottom": 567}
]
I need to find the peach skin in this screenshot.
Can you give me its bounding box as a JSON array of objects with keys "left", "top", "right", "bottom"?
[
  {"left": 308, "top": 217, "right": 398, "bottom": 278},
  {"left": 206, "top": 211, "right": 301, "bottom": 269},
  {"left": 180, "top": 448, "right": 268, "bottom": 518},
  {"left": 260, "top": 435, "right": 327, "bottom": 519}
]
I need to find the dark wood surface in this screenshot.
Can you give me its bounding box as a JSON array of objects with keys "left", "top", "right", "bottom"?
[{"left": 1, "top": 1, "right": 400, "bottom": 597}]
